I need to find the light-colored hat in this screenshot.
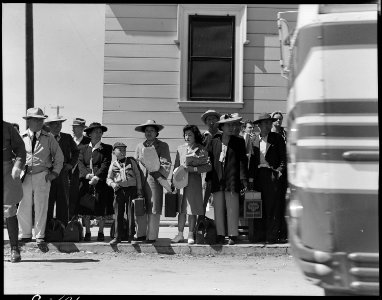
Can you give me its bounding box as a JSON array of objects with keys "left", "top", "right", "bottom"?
[
  {"left": 172, "top": 165, "right": 189, "bottom": 189},
  {"left": 72, "top": 118, "right": 87, "bottom": 126},
  {"left": 135, "top": 120, "right": 164, "bottom": 133},
  {"left": 84, "top": 122, "right": 108, "bottom": 135},
  {"left": 44, "top": 115, "right": 67, "bottom": 123},
  {"left": 253, "top": 112, "right": 277, "bottom": 125},
  {"left": 217, "top": 113, "right": 243, "bottom": 125},
  {"left": 113, "top": 142, "right": 127, "bottom": 150},
  {"left": 22, "top": 107, "right": 47, "bottom": 120},
  {"left": 231, "top": 113, "right": 244, "bottom": 124},
  {"left": 201, "top": 110, "right": 221, "bottom": 124}
]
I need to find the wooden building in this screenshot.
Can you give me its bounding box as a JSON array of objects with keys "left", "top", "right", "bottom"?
[{"left": 102, "top": 4, "right": 297, "bottom": 162}]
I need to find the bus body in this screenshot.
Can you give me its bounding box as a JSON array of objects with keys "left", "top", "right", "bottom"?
[{"left": 278, "top": 4, "right": 379, "bottom": 296}]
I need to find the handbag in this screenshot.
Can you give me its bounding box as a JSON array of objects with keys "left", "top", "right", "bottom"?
[
  {"left": 133, "top": 197, "right": 146, "bottom": 216},
  {"left": 45, "top": 218, "right": 66, "bottom": 242},
  {"left": 244, "top": 191, "right": 262, "bottom": 218},
  {"left": 164, "top": 192, "right": 178, "bottom": 217},
  {"left": 63, "top": 216, "right": 84, "bottom": 242},
  {"left": 194, "top": 215, "right": 217, "bottom": 245},
  {"left": 80, "top": 185, "right": 97, "bottom": 211}
]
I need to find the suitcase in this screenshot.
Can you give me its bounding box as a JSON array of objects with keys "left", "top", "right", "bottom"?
[
  {"left": 164, "top": 192, "right": 178, "bottom": 217},
  {"left": 244, "top": 191, "right": 262, "bottom": 218},
  {"left": 133, "top": 197, "right": 146, "bottom": 216}
]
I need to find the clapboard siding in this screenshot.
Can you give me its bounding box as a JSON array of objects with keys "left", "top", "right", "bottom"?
[
  {"left": 105, "top": 44, "right": 179, "bottom": 58},
  {"left": 244, "top": 59, "right": 283, "bottom": 74},
  {"left": 104, "top": 71, "right": 179, "bottom": 85},
  {"left": 106, "top": 4, "right": 177, "bottom": 19},
  {"left": 104, "top": 84, "right": 178, "bottom": 98},
  {"left": 104, "top": 98, "right": 180, "bottom": 111},
  {"left": 105, "top": 30, "right": 177, "bottom": 44},
  {"left": 244, "top": 73, "right": 287, "bottom": 87},
  {"left": 102, "top": 4, "right": 296, "bottom": 156},
  {"left": 106, "top": 17, "right": 177, "bottom": 32},
  {"left": 105, "top": 57, "right": 179, "bottom": 71}
]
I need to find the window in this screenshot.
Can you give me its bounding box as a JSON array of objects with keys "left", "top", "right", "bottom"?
[
  {"left": 188, "top": 16, "right": 235, "bottom": 101},
  {"left": 177, "top": 4, "right": 247, "bottom": 108}
]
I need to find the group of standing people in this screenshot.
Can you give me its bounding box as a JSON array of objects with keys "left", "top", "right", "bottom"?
[{"left": 3, "top": 106, "right": 288, "bottom": 262}]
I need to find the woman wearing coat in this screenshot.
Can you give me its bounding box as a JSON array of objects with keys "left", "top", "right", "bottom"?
[
  {"left": 78, "top": 122, "right": 114, "bottom": 242},
  {"left": 171, "top": 125, "right": 211, "bottom": 244},
  {"left": 206, "top": 114, "right": 248, "bottom": 245},
  {"left": 134, "top": 120, "right": 172, "bottom": 243}
]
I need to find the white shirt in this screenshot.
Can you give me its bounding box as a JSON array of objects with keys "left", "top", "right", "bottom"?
[
  {"left": 73, "top": 135, "right": 84, "bottom": 145},
  {"left": 259, "top": 134, "right": 268, "bottom": 165},
  {"left": 90, "top": 140, "right": 102, "bottom": 152},
  {"left": 28, "top": 128, "right": 41, "bottom": 139}
]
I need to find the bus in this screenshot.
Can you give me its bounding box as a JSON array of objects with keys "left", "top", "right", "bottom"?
[{"left": 278, "top": 4, "right": 379, "bottom": 296}]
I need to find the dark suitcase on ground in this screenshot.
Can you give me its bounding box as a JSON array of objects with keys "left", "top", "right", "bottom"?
[
  {"left": 164, "top": 192, "right": 177, "bottom": 217},
  {"left": 45, "top": 218, "right": 65, "bottom": 242},
  {"left": 63, "top": 217, "right": 83, "bottom": 242},
  {"left": 194, "top": 216, "right": 217, "bottom": 245}
]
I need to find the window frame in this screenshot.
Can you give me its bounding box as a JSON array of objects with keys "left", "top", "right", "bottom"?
[{"left": 176, "top": 4, "right": 248, "bottom": 109}]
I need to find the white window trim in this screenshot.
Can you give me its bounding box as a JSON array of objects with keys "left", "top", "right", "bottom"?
[{"left": 175, "top": 4, "right": 248, "bottom": 109}]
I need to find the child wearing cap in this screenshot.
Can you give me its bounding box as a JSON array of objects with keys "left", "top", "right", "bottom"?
[{"left": 107, "top": 142, "right": 143, "bottom": 245}]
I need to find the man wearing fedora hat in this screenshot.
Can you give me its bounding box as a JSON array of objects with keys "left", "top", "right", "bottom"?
[
  {"left": 17, "top": 108, "right": 64, "bottom": 245},
  {"left": 248, "top": 112, "right": 287, "bottom": 244},
  {"left": 69, "top": 118, "right": 91, "bottom": 220},
  {"left": 44, "top": 115, "right": 80, "bottom": 226}
]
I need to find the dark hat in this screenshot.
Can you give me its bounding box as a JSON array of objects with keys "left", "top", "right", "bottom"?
[
  {"left": 72, "top": 118, "right": 87, "bottom": 126},
  {"left": 44, "top": 115, "right": 67, "bottom": 123},
  {"left": 113, "top": 142, "right": 127, "bottom": 150},
  {"left": 253, "top": 112, "right": 277, "bottom": 125},
  {"left": 83, "top": 122, "right": 108, "bottom": 135},
  {"left": 201, "top": 110, "right": 221, "bottom": 124},
  {"left": 217, "top": 113, "right": 243, "bottom": 125},
  {"left": 135, "top": 120, "right": 164, "bottom": 133},
  {"left": 22, "top": 107, "right": 47, "bottom": 120}
]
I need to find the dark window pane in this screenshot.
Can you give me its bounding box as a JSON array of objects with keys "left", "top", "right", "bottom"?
[
  {"left": 190, "top": 60, "right": 232, "bottom": 99},
  {"left": 191, "top": 20, "right": 233, "bottom": 57}
]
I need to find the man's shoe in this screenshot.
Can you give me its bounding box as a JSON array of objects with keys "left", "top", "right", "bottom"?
[
  {"left": 133, "top": 236, "right": 146, "bottom": 242},
  {"left": 35, "top": 238, "right": 45, "bottom": 245},
  {"left": 171, "top": 233, "right": 184, "bottom": 243},
  {"left": 228, "top": 236, "right": 237, "bottom": 245},
  {"left": 18, "top": 237, "right": 32, "bottom": 243},
  {"left": 10, "top": 246, "right": 21, "bottom": 263},
  {"left": 84, "top": 232, "right": 91, "bottom": 242},
  {"left": 97, "top": 232, "right": 105, "bottom": 241},
  {"left": 109, "top": 238, "right": 121, "bottom": 245}
]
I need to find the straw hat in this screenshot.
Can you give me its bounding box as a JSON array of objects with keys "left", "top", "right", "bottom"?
[
  {"left": 22, "top": 108, "right": 47, "bottom": 120},
  {"left": 44, "top": 115, "right": 67, "bottom": 123},
  {"left": 135, "top": 120, "right": 164, "bottom": 133},
  {"left": 217, "top": 113, "right": 243, "bottom": 124},
  {"left": 201, "top": 110, "right": 221, "bottom": 124}
]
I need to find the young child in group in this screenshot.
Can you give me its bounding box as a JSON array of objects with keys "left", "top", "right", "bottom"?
[{"left": 107, "top": 142, "right": 143, "bottom": 245}]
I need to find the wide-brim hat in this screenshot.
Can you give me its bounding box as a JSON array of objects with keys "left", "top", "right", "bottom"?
[
  {"left": 44, "top": 115, "right": 67, "bottom": 123},
  {"left": 72, "top": 117, "right": 87, "bottom": 127},
  {"left": 217, "top": 113, "right": 243, "bottom": 125},
  {"left": 135, "top": 120, "right": 164, "bottom": 133},
  {"left": 201, "top": 110, "right": 221, "bottom": 124},
  {"left": 84, "top": 122, "right": 108, "bottom": 135},
  {"left": 22, "top": 107, "right": 47, "bottom": 120},
  {"left": 231, "top": 113, "right": 244, "bottom": 124},
  {"left": 172, "top": 165, "right": 189, "bottom": 189},
  {"left": 253, "top": 112, "right": 277, "bottom": 125}
]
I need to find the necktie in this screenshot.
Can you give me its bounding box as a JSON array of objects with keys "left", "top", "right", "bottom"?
[{"left": 32, "top": 132, "right": 37, "bottom": 153}]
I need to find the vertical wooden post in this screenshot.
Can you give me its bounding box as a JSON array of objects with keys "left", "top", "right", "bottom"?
[{"left": 25, "top": 3, "right": 34, "bottom": 128}]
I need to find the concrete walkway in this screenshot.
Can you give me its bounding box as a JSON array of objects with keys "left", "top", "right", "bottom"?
[{"left": 3, "top": 206, "right": 290, "bottom": 256}]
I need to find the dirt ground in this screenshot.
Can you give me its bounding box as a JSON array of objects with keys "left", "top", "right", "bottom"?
[{"left": 4, "top": 250, "right": 324, "bottom": 296}]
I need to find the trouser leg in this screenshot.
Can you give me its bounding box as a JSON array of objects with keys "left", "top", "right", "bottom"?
[
  {"left": 17, "top": 175, "right": 33, "bottom": 239},
  {"left": 33, "top": 171, "right": 51, "bottom": 239},
  {"left": 225, "top": 191, "right": 239, "bottom": 237},
  {"left": 55, "top": 171, "right": 69, "bottom": 226},
  {"left": 213, "top": 191, "right": 226, "bottom": 236},
  {"left": 146, "top": 213, "right": 160, "bottom": 240}
]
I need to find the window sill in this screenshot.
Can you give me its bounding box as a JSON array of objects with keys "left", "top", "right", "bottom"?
[{"left": 177, "top": 101, "right": 244, "bottom": 109}]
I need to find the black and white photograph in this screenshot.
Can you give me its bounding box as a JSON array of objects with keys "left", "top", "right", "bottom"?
[{"left": 3, "top": 2, "right": 379, "bottom": 297}]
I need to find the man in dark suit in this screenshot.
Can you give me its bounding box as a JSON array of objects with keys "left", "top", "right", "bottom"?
[
  {"left": 248, "top": 113, "right": 287, "bottom": 244},
  {"left": 45, "top": 115, "right": 80, "bottom": 226},
  {"left": 69, "top": 118, "right": 91, "bottom": 220}
]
